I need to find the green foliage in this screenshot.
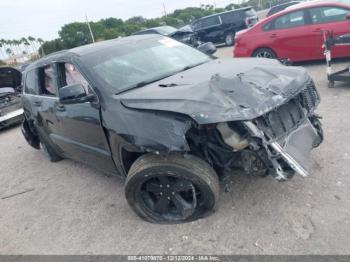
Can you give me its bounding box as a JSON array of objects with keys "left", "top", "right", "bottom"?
[
  {"left": 41, "top": 38, "right": 65, "bottom": 54},
  {"left": 38, "top": 0, "right": 288, "bottom": 55},
  {"left": 0, "top": 59, "right": 6, "bottom": 66}
]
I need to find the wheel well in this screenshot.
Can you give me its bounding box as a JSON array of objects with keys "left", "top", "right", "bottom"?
[
  {"left": 121, "top": 148, "right": 143, "bottom": 174},
  {"left": 252, "top": 47, "right": 277, "bottom": 57}
]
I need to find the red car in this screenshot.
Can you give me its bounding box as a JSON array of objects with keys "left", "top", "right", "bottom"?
[{"left": 234, "top": 1, "right": 350, "bottom": 62}]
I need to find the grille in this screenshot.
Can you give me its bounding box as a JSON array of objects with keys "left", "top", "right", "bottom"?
[
  {"left": 299, "top": 81, "right": 319, "bottom": 113},
  {"left": 254, "top": 99, "right": 305, "bottom": 140},
  {"left": 254, "top": 81, "right": 319, "bottom": 140}
]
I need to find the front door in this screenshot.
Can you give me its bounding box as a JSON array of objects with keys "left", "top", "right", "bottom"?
[
  {"left": 269, "top": 10, "right": 316, "bottom": 61},
  {"left": 50, "top": 62, "right": 116, "bottom": 174}
]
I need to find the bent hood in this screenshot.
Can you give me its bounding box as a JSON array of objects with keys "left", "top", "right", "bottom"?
[
  {"left": 118, "top": 58, "right": 311, "bottom": 124},
  {"left": 0, "top": 67, "right": 22, "bottom": 89}
]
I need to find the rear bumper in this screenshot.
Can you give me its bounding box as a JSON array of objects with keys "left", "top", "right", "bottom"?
[{"left": 0, "top": 108, "right": 24, "bottom": 128}]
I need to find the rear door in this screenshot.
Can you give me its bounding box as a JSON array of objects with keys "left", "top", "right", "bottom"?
[
  {"left": 22, "top": 65, "right": 59, "bottom": 149},
  {"left": 306, "top": 6, "right": 350, "bottom": 59},
  {"left": 267, "top": 10, "right": 316, "bottom": 61}
]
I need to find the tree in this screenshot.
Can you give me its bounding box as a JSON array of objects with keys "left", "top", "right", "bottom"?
[
  {"left": 0, "top": 42, "right": 5, "bottom": 59},
  {"left": 6, "top": 48, "right": 12, "bottom": 56},
  {"left": 37, "top": 38, "right": 45, "bottom": 56},
  {"left": 28, "top": 36, "right": 37, "bottom": 53}
]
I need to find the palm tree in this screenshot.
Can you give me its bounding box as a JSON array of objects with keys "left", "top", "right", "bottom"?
[
  {"left": 20, "top": 37, "right": 30, "bottom": 54},
  {"left": 0, "top": 41, "right": 5, "bottom": 59},
  {"left": 37, "top": 38, "right": 45, "bottom": 56},
  {"left": 28, "top": 36, "right": 37, "bottom": 53},
  {"left": 13, "top": 40, "right": 21, "bottom": 55},
  {"left": 6, "top": 48, "right": 12, "bottom": 57}
]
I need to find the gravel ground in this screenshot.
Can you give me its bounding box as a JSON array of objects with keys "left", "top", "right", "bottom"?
[{"left": 0, "top": 47, "right": 350, "bottom": 255}]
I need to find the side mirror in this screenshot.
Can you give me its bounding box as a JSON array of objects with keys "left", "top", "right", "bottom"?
[
  {"left": 58, "top": 84, "right": 95, "bottom": 105},
  {"left": 197, "top": 42, "right": 217, "bottom": 55}
]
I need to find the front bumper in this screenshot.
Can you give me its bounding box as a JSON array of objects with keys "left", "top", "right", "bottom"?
[
  {"left": 245, "top": 119, "right": 321, "bottom": 180},
  {"left": 0, "top": 108, "right": 24, "bottom": 128}
]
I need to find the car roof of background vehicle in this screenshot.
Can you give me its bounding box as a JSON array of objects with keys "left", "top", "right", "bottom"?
[
  {"left": 192, "top": 6, "right": 254, "bottom": 22},
  {"left": 24, "top": 34, "right": 163, "bottom": 72},
  {"left": 286, "top": 0, "right": 350, "bottom": 11},
  {"left": 267, "top": 1, "right": 301, "bottom": 15},
  {"left": 259, "top": 1, "right": 350, "bottom": 24},
  {"left": 133, "top": 26, "right": 177, "bottom": 36},
  {"left": 271, "top": 1, "right": 301, "bottom": 9},
  {"left": 237, "top": 0, "right": 350, "bottom": 33}
]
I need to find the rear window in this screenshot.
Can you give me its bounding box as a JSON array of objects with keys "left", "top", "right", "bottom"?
[
  {"left": 24, "top": 69, "right": 38, "bottom": 95},
  {"left": 194, "top": 16, "right": 221, "bottom": 30},
  {"left": 220, "top": 12, "right": 241, "bottom": 24}
]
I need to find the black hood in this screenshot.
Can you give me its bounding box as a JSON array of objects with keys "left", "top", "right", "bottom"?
[
  {"left": 118, "top": 58, "right": 311, "bottom": 124},
  {"left": 0, "top": 67, "right": 22, "bottom": 89}
]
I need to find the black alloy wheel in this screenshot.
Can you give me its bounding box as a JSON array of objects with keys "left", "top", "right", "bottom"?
[{"left": 125, "top": 153, "right": 220, "bottom": 223}]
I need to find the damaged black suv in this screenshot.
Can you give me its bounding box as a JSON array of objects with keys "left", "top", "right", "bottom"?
[{"left": 21, "top": 35, "right": 323, "bottom": 223}]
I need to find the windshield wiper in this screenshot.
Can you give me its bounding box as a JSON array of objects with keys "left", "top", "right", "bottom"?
[
  {"left": 177, "top": 61, "right": 207, "bottom": 73},
  {"left": 115, "top": 81, "right": 151, "bottom": 95}
]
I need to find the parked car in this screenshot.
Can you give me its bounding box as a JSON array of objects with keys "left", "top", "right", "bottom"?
[
  {"left": 133, "top": 25, "right": 199, "bottom": 47},
  {"left": 234, "top": 1, "right": 350, "bottom": 62},
  {"left": 191, "top": 7, "right": 258, "bottom": 46},
  {"left": 21, "top": 35, "right": 323, "bottom": 223},
  {"left": 266, "top": 1, "right": 302, "bottom": 17},
  {"left": 0, "top": 67, "right": 24, "bottom": 129}
]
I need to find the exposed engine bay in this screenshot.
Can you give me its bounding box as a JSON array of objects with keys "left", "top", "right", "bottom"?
[{"left": 186, "top": 80, "right": 322, "bottom": 180}]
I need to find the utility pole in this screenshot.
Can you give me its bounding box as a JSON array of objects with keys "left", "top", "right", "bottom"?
[
  {"left": 85, "top": 15, "right": 95, "bottom": 43},
  {"left": 162, "top": 3, "right": 167, "bottom": 17}
]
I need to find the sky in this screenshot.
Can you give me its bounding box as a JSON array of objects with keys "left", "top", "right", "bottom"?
[{"left": 0, "top": 0, "right": 243, "bottom": 41}]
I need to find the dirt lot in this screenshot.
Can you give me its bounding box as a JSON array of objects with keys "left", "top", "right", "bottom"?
[{"left": 1, "top": 47, "right": 350, "bottom": 255}]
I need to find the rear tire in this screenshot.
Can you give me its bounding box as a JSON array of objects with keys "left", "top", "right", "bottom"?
[
  {"left": 40, "top": 135, "right": 63, "bottom": 162},
  {"left": 125, "top": 153, "right": 220, "bottom": 224},
  {"left": 253, "top": 48, "right": 277, "bottom": 59}
]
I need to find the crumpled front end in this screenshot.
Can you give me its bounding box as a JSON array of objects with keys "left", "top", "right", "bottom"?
[{"left": 186, "top": 80, "right": 323, "bottom": 180}]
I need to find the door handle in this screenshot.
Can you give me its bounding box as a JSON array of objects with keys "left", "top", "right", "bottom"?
[
  {"left": 270, "top": 33, "right": 277, "bottom": 38},
  {"left": 312, "top": 28, "right": 322, "bottom": 33},
  {"left": 33, "top": 101, "right": 42, "bottom": 107},
  {"left": 56, "top": 105, "right": 66, "bottom": 112}
]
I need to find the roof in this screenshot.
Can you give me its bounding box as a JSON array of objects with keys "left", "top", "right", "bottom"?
[
  {"left": 263, "top": 0, "right": 350, "bottom": 20},
  {"left": 194, "top": 6, "right": 253, "bottom": 21},
  {"left": 286, "top": 0, "right": 350, "bottom": 11},
  {"left": 25, "top": 34, "right": 161, "bottom": 71}
]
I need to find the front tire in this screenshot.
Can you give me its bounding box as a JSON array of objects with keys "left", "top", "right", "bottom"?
[
  {"left": 253, "top": 48, "right": 277, "bottom": 59},
  {"left": 125, "top": 153, "right": 220, "bottom": 224}
]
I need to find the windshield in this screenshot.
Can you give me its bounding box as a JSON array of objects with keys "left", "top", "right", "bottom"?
[
  {"left": 83, "top": 37, "right": 211, "bottom": 93},
  {"left": 156, "top": 26, "right": 178, "bottom": 35}
]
